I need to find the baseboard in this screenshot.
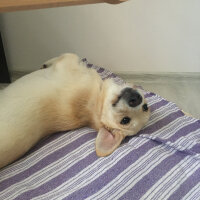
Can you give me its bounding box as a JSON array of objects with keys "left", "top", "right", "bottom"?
[
  {"left": 115, "top": 71, "right": 200, "bottom": 82},
  {"left": 11, "top": 70, "right": 200, "bottom": 82}
]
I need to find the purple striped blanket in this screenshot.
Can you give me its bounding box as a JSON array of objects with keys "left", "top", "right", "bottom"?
[{"left": 0, "top": 60, "right": 200, "bottom": 200}]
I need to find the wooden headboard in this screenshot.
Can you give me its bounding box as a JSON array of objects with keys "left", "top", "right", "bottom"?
[{"left": 0, "top": 0, "right": 128, "bottom": 12}]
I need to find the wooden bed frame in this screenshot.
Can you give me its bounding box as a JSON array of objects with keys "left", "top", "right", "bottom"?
[
  {"left": 0, "top": 0, "right": 127, "bottom": 12},
  {"left": 0, "top": 0, "right": 127, "bottom": 83}
]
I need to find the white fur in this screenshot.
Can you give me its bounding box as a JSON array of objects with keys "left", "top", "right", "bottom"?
[{"left": 0, "top": 53, "right": 150, "bottom": 167}]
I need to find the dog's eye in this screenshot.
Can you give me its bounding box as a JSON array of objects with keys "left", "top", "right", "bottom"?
[
  {"left": 120, "top": 117, "right": 131, "bottom": 125},
  {"left": 142, "top": 104, "right": 148, "bottom": 112}
]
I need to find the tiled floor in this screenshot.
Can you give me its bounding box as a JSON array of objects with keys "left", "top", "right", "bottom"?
[{"left": 1, "top": 72, "right": 200, "bottom": 119}]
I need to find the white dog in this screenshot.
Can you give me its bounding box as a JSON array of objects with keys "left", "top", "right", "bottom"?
[{"left": 0, "top": 54, "right": 150, "bottom": 168}]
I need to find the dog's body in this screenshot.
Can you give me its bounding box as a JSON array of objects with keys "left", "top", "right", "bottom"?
[{"left": 0, "top": 54, "right": 150, "bottom": 169}]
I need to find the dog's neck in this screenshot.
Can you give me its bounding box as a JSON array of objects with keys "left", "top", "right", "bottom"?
[
  {"left": 89, "top": 79, "right": 112, "bottom": 131},
  {"left": 39, "top": 77, "right": 109, "bottom": 134},
  {"left": 89, "top": 81, "right": 105, "bottom": 130}
]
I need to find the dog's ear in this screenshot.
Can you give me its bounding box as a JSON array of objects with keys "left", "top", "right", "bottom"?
[{"left": 95, "top": 128, "right": 124, "bottom": 157}]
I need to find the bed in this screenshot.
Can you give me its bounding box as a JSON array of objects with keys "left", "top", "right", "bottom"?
[{"left": 0, "top": 60, "right": 200, "bottom": 200}]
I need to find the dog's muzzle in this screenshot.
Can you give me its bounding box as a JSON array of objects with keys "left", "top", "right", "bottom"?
[{"left": 121, "top": 88, "right": 143, "bottom": 107}]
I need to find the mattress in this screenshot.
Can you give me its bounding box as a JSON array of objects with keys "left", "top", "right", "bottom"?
[{"left": 0, "top": 60, "right": 200, "bottom": 200}]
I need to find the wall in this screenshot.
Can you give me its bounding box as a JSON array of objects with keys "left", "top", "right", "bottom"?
[{"left": 0, "top": 0, "right": 200, "bottom": 73}]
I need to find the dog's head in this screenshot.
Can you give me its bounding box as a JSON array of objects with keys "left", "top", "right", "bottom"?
[
  {"left": 41, "top": 53, "right": 150, "bottom": 157},
  {"left": 96, "top": 79, "right": 150, "bottom": 157}
]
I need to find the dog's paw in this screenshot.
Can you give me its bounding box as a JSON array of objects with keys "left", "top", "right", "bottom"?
[
  {"left": 40, "top": 64, "right": 48, "bottom": 69},
  {"left": 40, "top": 63, "right": 52, "bottom": 69},
  {"left": 40, "top": 53, "right": 81, "bottom": 70}
]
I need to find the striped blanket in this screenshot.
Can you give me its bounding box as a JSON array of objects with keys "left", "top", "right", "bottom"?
[{"left": 0, "top": 60, "right": 200, "bottom": 200}]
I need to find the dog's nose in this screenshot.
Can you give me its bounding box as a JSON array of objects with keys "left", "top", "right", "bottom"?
[{"left": 121, "top": 88, "right": 143, "bottom": 107}]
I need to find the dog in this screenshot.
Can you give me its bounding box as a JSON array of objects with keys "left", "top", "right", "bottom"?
[{"left": 0, "top": 53, "right": 150, "bottom": 169}]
